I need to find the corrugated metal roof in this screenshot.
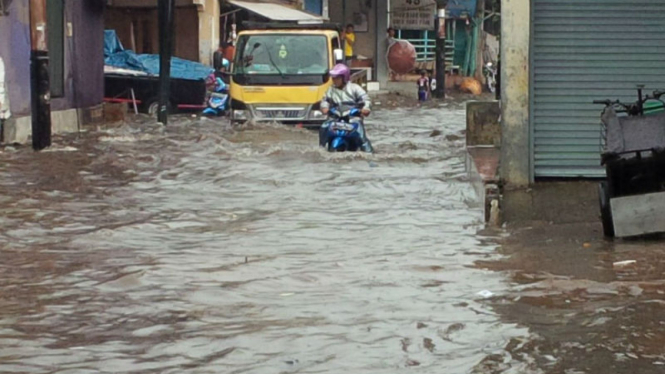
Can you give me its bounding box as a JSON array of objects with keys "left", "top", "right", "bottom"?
[{"left": 229, "top": 0, "right": 323, "bottom": 21}]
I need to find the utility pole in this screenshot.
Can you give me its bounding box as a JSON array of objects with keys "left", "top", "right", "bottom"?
[
  {"left": 158, "top": 0, "right": 176, "bottom": 125},
  {"left": 434, "top": 0, "right": 447, "bottom": 99},
  {"left": 29, "top": 0, "right": 51, "bottom": 150}
]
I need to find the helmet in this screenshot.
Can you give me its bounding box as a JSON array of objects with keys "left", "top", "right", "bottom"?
[
  {"left": 329, "top": 63, "right": 351, "bottom": 83},
  {"left": 206, "top": 73, "right": 217, "bottom": 86}
]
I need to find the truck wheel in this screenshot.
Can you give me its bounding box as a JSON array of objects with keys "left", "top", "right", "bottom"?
[{"left": 598, "top": 182, "right": 615, "bottom": 238}]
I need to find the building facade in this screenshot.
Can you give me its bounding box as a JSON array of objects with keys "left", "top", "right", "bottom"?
[
  {"left": 501, "top": 0, "right": 665, "bottom": 185},
  {"left": 105, "top": 0, "right": 220, "bottom": 65},
  {"left": 0, "top": 0, "right": 105, "bottom": 144}
]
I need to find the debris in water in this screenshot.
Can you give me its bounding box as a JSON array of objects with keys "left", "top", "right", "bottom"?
[
  {"left": 401, "top": 338, "right": 411, "bottom": 352},
  {"left": 430, "top": 129, "right": 442, "bottom": 137},
  {"left": 583, "top": 242, "right": 592, "bottom": 248},
  {"left": 613, "top": 260, "right": 637, "bottom": 268},
  {"left": 406, "top": 359, "right": 420, "bottom": 366},
  {"left": 423, "top": 338, "right": 435, "bottom": 352},
  {"left": 477, "top": 290, "right": 494, "bottom": 298},
  {"left": 285, "top": 359, "right": 299, "bottom": 365},
  {"left": 416, "top": 322, "right": 428, "bottom": 329}
]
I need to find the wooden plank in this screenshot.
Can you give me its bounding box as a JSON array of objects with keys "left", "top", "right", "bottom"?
[{"left": 611, "top": 191, "right": 665, "bottom": 238}]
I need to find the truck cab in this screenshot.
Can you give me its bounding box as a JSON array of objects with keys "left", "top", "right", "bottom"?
[{"left": 229, "top": 23, "right": 346, "bottom": 126}]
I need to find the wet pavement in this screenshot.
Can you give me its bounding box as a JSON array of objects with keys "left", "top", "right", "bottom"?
[{"left": 2, "top": 103, "right": 662, "bottom": 374}]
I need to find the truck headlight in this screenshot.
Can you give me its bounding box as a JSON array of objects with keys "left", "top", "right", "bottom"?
[
  {"left": 233, "top": 110, "right": 248, "bottom": 120},
  {"left": 309, "top": 110, "right": 325, "bottom": 119}
]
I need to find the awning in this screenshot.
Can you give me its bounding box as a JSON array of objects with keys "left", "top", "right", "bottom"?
[
  {"left": 107, "top": 0, "right": 199, "bottom": 8},
  {"left": 229, "top": 0, "right": 324, "bottom": 22}
]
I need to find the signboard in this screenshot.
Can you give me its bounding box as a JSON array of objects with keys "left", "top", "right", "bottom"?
[
  {"left": 391, "top": 0, "right": 436, "bottom": 30},
  {"left": 391, "top": 0, "right": 437, "bottom": 8}
]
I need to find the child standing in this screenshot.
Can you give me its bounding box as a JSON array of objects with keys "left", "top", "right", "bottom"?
[{"left": 417, "top": 70, "right": 430, "bottom": 103}]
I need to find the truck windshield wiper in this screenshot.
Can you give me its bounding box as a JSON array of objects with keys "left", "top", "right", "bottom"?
[{"left": 264, "top": 46, "right": 286, "bottom": 78}]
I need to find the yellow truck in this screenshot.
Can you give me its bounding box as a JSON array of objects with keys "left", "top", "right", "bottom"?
[{"left": 229, "top": 22, "right": 367, "bottom": 127}]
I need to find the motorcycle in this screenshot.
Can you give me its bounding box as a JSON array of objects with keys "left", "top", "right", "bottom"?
[
  {"left": 322, "top": 107, "right": 364, "bottom": 152},
  {"left": 483, "top": 61, "right": 497, "bottom": 93},
  {"left": 202, "top": 91, "right": 229, "bottom": 116},
  {"left": 202, "top": 76, "right": 229, "bottom": 117}
]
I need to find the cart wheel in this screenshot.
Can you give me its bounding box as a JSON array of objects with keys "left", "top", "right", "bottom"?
[
  {"left": 598, "top": 182, "right": 615, "bottom": 238},
  {"left": 145, "top": 100, "right": 172, "bottom": 117},
  {"left": 146, "top": 101, "right": 159, "bottom": 117}
]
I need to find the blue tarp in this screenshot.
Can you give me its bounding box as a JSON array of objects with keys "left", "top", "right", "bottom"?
[
  {"left": 104, "top": 30, "right": 213, "bottom": 81},
  {"left": 447, "top": 0, "right": 477, "bottom": 18}
]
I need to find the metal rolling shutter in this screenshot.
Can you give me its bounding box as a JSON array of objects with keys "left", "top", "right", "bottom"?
[{"left": 532, "top": 0, "right": 665, "bottom": 178}]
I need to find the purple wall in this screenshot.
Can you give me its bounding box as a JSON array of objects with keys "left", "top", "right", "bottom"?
[
  {"left": 0, "top": 1, "right": 31, "bottom": 116},
  {"left": 0, "top": 1, "right": 104, "bottom": 116}
]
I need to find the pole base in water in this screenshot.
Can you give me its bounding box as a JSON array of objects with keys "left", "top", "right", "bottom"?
[{"left": 30, "top": 50, "right": 51, "bottom": 151}]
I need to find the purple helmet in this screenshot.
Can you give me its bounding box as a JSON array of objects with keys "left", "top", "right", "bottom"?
[{"left": 329, "top": 63, "right": 351, "bottom": 83}]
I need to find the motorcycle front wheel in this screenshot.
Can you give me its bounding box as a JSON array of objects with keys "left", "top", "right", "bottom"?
[{"left": 486, "top": 75, "right": 496, "bottom": 94}]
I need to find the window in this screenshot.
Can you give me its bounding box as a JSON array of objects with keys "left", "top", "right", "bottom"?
[
  {"left": 46, "top": 0, "right": 64, "bottom": 98},
  {"left": 234, "top": 34, "right": 329, "bottom": 75},
  {"left": 304, "top": 0, "right": 322, "bottom": 15},
  {"left": 332, "top": 36, "right": 340, "bottom": 51}
]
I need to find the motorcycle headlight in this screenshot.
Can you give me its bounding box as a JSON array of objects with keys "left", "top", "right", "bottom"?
[
  {"left": 233, "top": 110, "right": 248, "bottom": 120},
  {"left": 309, "top": 110, "right": 326, "bottom": 120}
]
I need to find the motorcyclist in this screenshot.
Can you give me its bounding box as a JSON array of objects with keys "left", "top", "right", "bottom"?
[{"left": 319, "top": 63, "right": 374, "bottom": 152}]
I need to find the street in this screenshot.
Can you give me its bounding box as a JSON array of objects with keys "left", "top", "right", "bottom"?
[
  {"left": 1, "top": 106, "right": 528, "bottom": 373},
  {"left": 3, "top": 104, "right": 664, "bottom": 374}
]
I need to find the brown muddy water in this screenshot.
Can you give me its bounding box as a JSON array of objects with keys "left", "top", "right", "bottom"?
[
  {"left": 478, "top": 222, "right": 665, "bottom": 374},
  {"left": 0, "top": 106, "right": 530, "bottom": 373}
]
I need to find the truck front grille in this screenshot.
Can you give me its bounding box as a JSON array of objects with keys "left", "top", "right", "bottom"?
[{"left": 254, "top": 106, "right": 307, "bottom": 119}]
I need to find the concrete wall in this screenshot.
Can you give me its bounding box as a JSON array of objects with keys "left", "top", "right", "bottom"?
[
  {"left": 467, "top": 101, "right": 501, "bottom": 147},
  {"left": 374, "top": 0, "right": 388, "bottom": 87},
  {"left": 500, "top": 0, "right": 531, "bottom": 186},
  {"left": 198, "top": 0, "right": 220, "bottom": 66}
]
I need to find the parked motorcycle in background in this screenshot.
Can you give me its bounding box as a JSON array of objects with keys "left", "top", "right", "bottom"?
[
  {"left": 202, "top": 74, "right": 229, "bottom": 117},
  {"left": 483, "top": 61, "right": 497, "bottom": 94}
]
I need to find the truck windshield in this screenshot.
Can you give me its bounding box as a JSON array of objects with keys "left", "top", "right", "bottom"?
[{"left": 234, "top": 34, "right": 329, "bottom": 76}]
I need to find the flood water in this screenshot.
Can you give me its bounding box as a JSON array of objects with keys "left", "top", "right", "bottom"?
[{"left": 0, "top": 106, "right": 529, "bottom": 373}]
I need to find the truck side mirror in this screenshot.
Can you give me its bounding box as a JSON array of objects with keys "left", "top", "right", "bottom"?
[{"left": 333, "top": 49, "right": 344, "bottom": 63}]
